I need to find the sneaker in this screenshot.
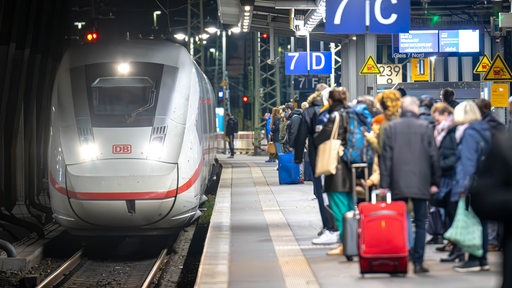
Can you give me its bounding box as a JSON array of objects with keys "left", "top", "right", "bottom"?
[
  {"left": 326, "top": 245, "right": 343, "bottom": 255},
  {"left": 317, "top": 228, "right": 327, "bottom": 237},
  {"left": 454, "top": 260, "right": 482, "bottom": 273},
  {"left": 312, "top": 230, "right": 339, "bottom": 245},
  {"left": 265, "top": 159, "right": 273, "bottom": 162},
  {"left": 480, "top": 260, "right": 491, "bottom": 271}
]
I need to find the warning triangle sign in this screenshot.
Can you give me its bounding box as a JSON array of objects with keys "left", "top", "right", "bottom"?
[
  {"left": 360, "top": 55, "right": 381, "bottom": 75},
  {"left": 474, "top": 54, "right": 491, "bottom": 74},
  {"left": 483, "top": 53, "right": 512, "bottom": 81}
]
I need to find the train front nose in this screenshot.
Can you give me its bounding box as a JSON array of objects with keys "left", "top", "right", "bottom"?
[{"left": 62, "top": 159, "right": 178, "bottom": 227}]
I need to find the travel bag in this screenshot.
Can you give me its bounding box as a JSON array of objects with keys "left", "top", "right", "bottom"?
[
  {"left": 342, "top": 163, "right": 369, "bottom": 261},
  {"left": 277, "top": 153, "right": 302, "bottom": 184},
  {"left": 358, "top": 190, "right": 408, "bottom": 276}
]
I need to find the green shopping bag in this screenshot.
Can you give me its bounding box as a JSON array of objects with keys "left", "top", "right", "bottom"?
[{"left": 443, "top": 197, "right": 483, "bottom": 257}]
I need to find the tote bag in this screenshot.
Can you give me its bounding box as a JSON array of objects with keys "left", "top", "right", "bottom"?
[
  {"left": 443, "top": 197, "right": 483, "bottom": 257},
  {"left": 267, "top": 142, "right": 276, "bottom": 154},
  {"left": 315, "top": 113, "right": 343, "bottom": 177}
]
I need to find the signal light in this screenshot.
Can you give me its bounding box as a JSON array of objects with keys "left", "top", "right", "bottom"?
[
  {"left": 261, "top": 33, "right": 268, "bottom": 39},
  {"left": 242, "top": 95, "right": 249, "bottom": 103},
  {"left": 86, "top": 32, "right": 98, "bottom": 42}
]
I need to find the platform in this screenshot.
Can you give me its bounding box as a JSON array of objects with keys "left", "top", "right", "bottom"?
[{"left": 195, "top": 154, "right": 503, "bottom": 288}]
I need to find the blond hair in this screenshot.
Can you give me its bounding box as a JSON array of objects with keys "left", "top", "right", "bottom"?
[{"left": 453, "top": 101, "right": 481, "bottom": 125}]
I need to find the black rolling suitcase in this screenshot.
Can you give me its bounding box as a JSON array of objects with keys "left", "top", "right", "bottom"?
[{"left": 342, "top": 163, "right": 369, "bottom": 261}]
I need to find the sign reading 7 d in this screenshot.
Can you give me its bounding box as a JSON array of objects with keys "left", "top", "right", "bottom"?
[
  {"left": 326, "top": 0, "right": 410, "bottom": 34},
  {"left": 285, "top": 52, "right": 332, "bottom": 75}
]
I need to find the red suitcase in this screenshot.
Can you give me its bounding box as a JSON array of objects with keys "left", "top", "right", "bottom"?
[{"left": 358, "top": 191, "right": 408, "bottom": 276}]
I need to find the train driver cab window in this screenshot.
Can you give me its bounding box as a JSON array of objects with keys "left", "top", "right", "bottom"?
[{"left": 91, "top": 77, "right": 155, "bottom": 117}]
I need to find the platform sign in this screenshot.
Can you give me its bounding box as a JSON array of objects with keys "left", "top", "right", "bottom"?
[
  {"left": 294, "top": 75, "right": 341, "bottom": 91},
  {"left": 483, "top": 53, "right": 512, "bottom": 82},
  {"left": 325, "top": 0, "right": 366, "bottom": 34},
  {"left": 368, "top": 0, "right": 410, "bottom": 34},
  {"left": 490, "top": 83, "right": 510, "bottom": 108},
  {"left": 411, "top": 58, "right": 430, "bottom": 82},
  {"left": 325, "top": 0, "right": 410, "bottom": 34},
  {"left": 360, "top": 55, "right": 381, "bottom": 75},
  {"left": 285, "top": 52, "right": 333, "bottom": 75},
  {"left": 377, "top": 64, "right": 402, "bottom": 84},
  {"left": 474, "top": 54, "right": 492, "bottom": 74}
]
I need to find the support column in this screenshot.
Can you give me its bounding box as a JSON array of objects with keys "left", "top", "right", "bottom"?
[
  {"left": 434, "top": 57, "right": 444, "bottom": 82},
  {"left": 461, "top": 57, "right": 473, "bottom": 81},
  {"left": 364, "top": 34, "right": 377, "bottom": 97},
  {"left": 448, "top": 57, "right": 459, "bottom": 81},
  {"left": 342, "top": 39, "right": 358, "bottom": 99}
]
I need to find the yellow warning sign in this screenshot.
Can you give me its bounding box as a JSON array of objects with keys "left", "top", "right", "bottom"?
[
  {"left": 359, "top": 55, "right": 381, "bottom": 75},
  {"left": 483, "top": 53, "right": 512, "bottom": 82},
  {"left": 490, "top": 83, "right": 510, "bottom": 108},
  {"left": 474, "top": 54, "right": 492, "bottom": 74}
]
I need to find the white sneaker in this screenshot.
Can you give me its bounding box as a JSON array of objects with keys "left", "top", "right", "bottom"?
[{"left": 312, "top": 230, "right": 339, "bottom": 245}]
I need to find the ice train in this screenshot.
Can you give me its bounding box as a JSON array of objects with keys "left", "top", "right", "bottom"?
[{"left": 48, "top": 40, "right": 220, "bottom": 235}]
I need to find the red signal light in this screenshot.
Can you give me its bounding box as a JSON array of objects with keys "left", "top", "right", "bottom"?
[
  {"left": 86, "top": 32, "right": 98, "bottom": 42},
  {"left": 261, "top": 33, "right": 268, "bottom": 39},
  {"left": 242, "top": 95, "right": 249, "bottom": 103}
]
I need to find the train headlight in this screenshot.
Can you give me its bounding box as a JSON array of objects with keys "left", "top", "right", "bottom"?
[
  {"left": 116, "top": 62, "right": 130, "bottom": 75},
  {"left": 80, "top": 143, "right": 99, "bottom": 161},
  {"left": 147, "top": 136, "right": 164, "bottom": 159}
]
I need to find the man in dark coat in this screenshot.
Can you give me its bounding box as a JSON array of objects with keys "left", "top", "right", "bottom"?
[
  {"left": 380, "top": 96, "right": 441, "bottom": 274},
  {"left": 225, "top": 112, "right": 238, "bottom": 158}
]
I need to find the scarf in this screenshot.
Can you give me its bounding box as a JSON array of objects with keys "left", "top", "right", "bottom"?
[
  {"left": 434, "top": 115, "right": 454, "bottom": 147},
  {"left": 455, "top": 123, "right": 469, "bottom": 143}
]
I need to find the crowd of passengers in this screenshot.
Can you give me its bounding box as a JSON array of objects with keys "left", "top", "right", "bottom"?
[{"left": 263, "top": 84, "right": 512, "bottom": 287}]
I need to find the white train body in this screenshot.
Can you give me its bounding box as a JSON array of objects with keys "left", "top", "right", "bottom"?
[{"left": 48, "top": 40, "right": 218, "bottom": 235}]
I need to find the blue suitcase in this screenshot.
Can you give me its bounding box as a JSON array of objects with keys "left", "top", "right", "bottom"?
[{"left": 278, "top": 153, "right": 302, "bottom": 184}]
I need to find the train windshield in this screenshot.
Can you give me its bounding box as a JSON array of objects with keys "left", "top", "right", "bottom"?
[
  {"left": 80, "top": 62, "right": 164, "bottom": 127},
  {"left": 91, "top": 77, "right": 154, "bottom": 117}
]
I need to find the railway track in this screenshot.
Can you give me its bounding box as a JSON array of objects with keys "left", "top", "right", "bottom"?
[{"left": 36, "top": 246, "right": 168, "bottom": 288}]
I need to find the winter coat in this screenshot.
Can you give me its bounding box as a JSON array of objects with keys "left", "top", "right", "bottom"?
[
  {"left": 270, "top": 117, "right": 281, "bottom": 143},
  {"left": 451, "top": 120, "right": 491, "bottom": 202},
  {"left": 294, "top": 98, "right": 323, "bottom": 164},
  {"left": 314, "top": 103, "right": 351, "bottom": 192},
  {"left": 379, "top": 111, "right": 440, "bottom": 200},
  {"left": 447, "top": 99, "right": 460, "bottom": 109},
  {"left": 286, "top": 109, "right": 303, "bottom": 149},
  {"left": 225, "top": 117, "right": 237, "bottom": 136}
]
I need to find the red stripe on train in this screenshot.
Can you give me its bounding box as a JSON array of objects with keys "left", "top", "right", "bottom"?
[{"left": 49, "top": 162, "right": 202, "bottom": 200}]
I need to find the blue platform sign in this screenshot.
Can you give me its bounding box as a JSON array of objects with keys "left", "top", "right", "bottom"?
[
  {"left": 325, "top": 0, "right": 410, "bottom": 34},
  {"left": 285, "top": 52, "right": 333, "bottom": 75},
  {"left": 325, "top": 0, "right": 366, "bottom": 34},
  {"left": 369, "top": 0, "right": 410, "bottom": 34}
]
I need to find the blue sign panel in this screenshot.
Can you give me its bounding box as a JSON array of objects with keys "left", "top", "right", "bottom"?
[
  {"left": 285, "top": 52, "right": 333, "bottom": 75},
  {"left": 285, "top": 52, "right": 308, "bottom": 75},
  {"left": 369, "top": 0, "right": 410, "bottom": 34},
  {"left": 325, "top": 0, "right": 366, "bottom": 34},
  {"left": 310, "top": 52, "right": 332, "bottom": 74}
]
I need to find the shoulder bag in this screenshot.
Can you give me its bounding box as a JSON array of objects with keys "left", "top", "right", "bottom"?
[{"left": 315, "top": 113, "right": 344, "bottom": 177}]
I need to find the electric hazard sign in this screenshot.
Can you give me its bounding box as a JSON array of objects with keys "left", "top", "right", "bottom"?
[
  {"left": 360, "top": 55, "right": 381, "bottom": 75},
  {"left": 483, "top": 53, "right": 512, "bottom": 82}
]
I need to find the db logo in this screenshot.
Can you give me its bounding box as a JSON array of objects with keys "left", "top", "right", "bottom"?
[{"left": 112, "top": 144, "right": 132, "bottom": 154}]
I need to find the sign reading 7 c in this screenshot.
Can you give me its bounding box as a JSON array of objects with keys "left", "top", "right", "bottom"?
[{"left": 326, "top": 0, "right": 410, "bottom": 34}]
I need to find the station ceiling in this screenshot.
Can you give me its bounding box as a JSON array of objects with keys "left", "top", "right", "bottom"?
[{"left": 217, "top": 0, "right": 511, "bottom": 42}]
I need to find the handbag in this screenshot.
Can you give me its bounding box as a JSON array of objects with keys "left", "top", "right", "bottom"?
[
  {"left": 443, "top": 197, "right": 483, "bottom": 257},
  {"left": 267, "top": 142, "right": 276, "bottom": 154},
  {"left": 315, "top": 113, "right": 343, "bottom": 177}
]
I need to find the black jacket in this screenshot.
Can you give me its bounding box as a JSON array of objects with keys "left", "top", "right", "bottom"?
[
  {"left": 286, "top": 109, "right": 303, "bottom": 149},
  {"left": 294, "top": 98, "right": 323, "bottom": 164}
]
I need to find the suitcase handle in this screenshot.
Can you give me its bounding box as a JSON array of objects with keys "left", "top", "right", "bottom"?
[{"left": 371, "top": 189, "right": 392, "bottom": 204}]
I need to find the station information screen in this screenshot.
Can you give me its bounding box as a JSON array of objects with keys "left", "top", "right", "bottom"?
[
  {"left": 439, "top": 29, "right": 480, "bottom": 53},
  {"left": 398, "top": 30, "right": 439, "bottom": 53}
]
